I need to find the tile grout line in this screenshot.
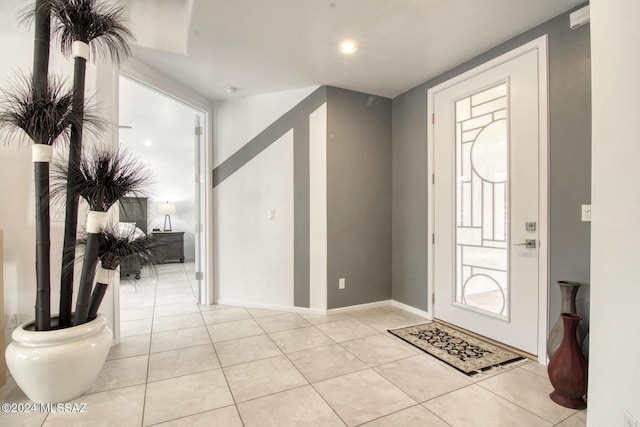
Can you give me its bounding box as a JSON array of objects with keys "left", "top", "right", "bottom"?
[
  {"left": 553, "top": 411, "right": 585, "bottom": 426},
  {"left": 424, "top": 405, "right": 455, "bottom": 427},
  {"left": 228, "top": 314, "right": 320, "bottom": 421},
  {"left": 394, "top": 351, "right": 508, "bottom": 414},
  {"left": 308, "top": 382, "right": 351, "bottom": 426},
  {"left": 309, "top": 383, "right": 349, "bottom": 426},
  {"left": 200, "top": 301, "right": 245, "bottom": 426},
  {"left": 475, "top": 375, "right": 573, "bottom": 425},
  {"left": 273, "top": 317, "right": 414, "bottom": 426},
  {"left": 372, "top": 359, "right": 473, "bottom": 405},
  {"left": 139, "top": 268, "right": 159, "bottom": 427},
  {"left": 143, "top": 404, "right": 240, "bottom": 427},
  {"left": 138, "top": 263, "right": 233, "bottom": 425},
  {"left": 228, "top": 309, "right": 283, "bottom": 425},
  {"left": 350, "top": 403, "right": 454, "bottom": 427}
]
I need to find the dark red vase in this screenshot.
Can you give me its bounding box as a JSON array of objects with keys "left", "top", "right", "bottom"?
[{"left": 547, "top": 313, "right": 587, "bottom": 409}]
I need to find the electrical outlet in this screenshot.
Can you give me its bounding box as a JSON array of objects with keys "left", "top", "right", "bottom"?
[
  {"left": 338, "top": 278, "right": 345, "bottom": 290},
  {"left": 624, "top": 411, "right": 637, "bottom": 427}
]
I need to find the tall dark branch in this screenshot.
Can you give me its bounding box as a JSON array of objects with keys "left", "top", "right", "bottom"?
[
  {"left": 59, "top": 56, "right": 86, "bottom": 327},
  {"left": 36, "top": 0, "right": 134, "bottom": 326},
  {"left": 32, "top": 0, "right": 51, "bottom": 85}
]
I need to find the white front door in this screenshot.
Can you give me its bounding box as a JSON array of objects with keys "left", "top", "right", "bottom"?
[{"left": 428, "top": 37, "right": 548, "bottom": 356}]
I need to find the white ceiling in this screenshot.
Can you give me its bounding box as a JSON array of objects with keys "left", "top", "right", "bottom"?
[{"left": 128, "top": 0, "right": 585, "bottom": 101}]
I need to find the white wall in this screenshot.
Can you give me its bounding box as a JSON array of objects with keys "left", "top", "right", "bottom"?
[
  {"left": 588, "top": 0, "right": 640, "bottom": 423},
  {"left": 0, "top": 1, "right": 61, "bottom": 328},
  {"left": 214, "top": 131, "right": 294, "bottom": 307},
  {"left": 212, "top": 87, "right": 317, "bottom": 167},
  {"left": 0, "top": 7, "right": 35, "bottom": 328},
  {"left": 213, "top": 87, "right": 325, "bottom": 309},
  {"left": 309, "top": 103, "right": 328, "bottom": 310}
]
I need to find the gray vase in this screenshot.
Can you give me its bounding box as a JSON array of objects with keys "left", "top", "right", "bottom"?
[{"left": 547, "top": 281, "right": 586, "bottom": 359}]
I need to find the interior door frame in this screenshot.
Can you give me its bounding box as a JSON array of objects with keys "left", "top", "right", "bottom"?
[
  {"left": 426, "top": 35, "right": 549, "bottom": 363},
  {"left": 119, "top": 58, "right": 215, "bottom": 306}
]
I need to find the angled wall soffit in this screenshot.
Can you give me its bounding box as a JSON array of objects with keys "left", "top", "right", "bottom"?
[{"left": 125, "top": 0, "right": 193, "bottom": 55}]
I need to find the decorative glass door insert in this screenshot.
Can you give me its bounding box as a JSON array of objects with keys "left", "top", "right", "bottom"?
[
  {"left": 454, "top": 82, "right": 509, "bottom": 318},
  {"left": 431, "top": 38, "right": 546, "bottom": 355}
]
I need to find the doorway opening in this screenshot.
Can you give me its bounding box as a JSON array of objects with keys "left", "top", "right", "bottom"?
[{"left": 117, "top": 74, "right": 209, "bottom": 335}]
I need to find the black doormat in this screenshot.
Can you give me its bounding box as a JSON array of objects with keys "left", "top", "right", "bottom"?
[{"left": 388, "top": 322, "right": 524, "bottom": 376}]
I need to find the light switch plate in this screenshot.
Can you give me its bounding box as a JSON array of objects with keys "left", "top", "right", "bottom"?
[{"left": 581, "top": 205, "right": 591, "bottom": 222}]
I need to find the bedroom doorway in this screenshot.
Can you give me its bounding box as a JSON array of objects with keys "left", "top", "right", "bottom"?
[{"left": 117, "top": 74, "right": 211, "bottom": 337}]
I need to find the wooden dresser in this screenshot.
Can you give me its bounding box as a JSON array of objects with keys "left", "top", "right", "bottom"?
[{"left": 152, "top": 231, "right": 185, "bottom": 264}]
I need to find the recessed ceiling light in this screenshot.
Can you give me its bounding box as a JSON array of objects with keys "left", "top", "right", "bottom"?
[
  {"left": 144, "top": 139, "right": 153, "bottom": 147},
  {"left": 226, "top": 86, "right": 238, "bottom": 94},
  {"left": 339, "top": 40, "right": 358, "bottom": 54}
]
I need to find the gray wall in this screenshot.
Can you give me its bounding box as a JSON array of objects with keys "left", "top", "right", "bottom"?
[
  {"left": 392, "top": 3, "right": 591, "bottom": 334},
  {"left": 392, "top": 84, "right": 429, "bottom": 309},
  {"left": 212, "top": 86, "right": 392, "bottom": 310},
  {"left": 327, "top": 87, "right": 392, "bottom": 309}
]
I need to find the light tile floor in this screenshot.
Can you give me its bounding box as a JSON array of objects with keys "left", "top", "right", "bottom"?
[{"left": 1, "top": 262, "right": 588, "bottom": 426}]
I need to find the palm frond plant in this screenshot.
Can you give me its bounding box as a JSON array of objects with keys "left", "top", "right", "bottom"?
[
  {"left": 39, "top": 0, "right": 133, "bottom": 327},
  {"left": 2, "top": 0, "right": 141, "bottom": 403},
  {"left": 76, "top": 224, "right": 157, "bottom": 321},
  {"left": 3, "top": 0, "right": 133, "bottom": 330},
  {"left": 0, "top": 74, "right": 81, "bottom": 330},
  {"left": 52, "top": 147, "right": 150, "bottom": 325},
  {"left": 28, "top": 0, "right": 51, "bottom": 83}
]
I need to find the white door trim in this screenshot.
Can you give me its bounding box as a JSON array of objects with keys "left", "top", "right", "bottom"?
[
  {"left": 120, "top": 58, "right": 215, "bottom": 306},
  {"left": 426, "top": 35, "right": 549, "bottom": 363}
]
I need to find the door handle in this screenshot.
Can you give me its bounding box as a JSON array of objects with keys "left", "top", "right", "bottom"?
[{"left": 513, "top": 239, "right": 537, "bottom": 249}]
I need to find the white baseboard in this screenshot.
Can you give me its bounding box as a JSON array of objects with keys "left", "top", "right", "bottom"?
[
  {"left": 213, "top": 299, "right": 326, "bottom": 315},
  {"left": 391, "top": 300, "right": 431, "bottom": 319},
  {"left": 326, "top": 300, "right": 392, "bottom": 314},
  {"left": 211, "top": 298, "right": 429, "bottom": 318}
]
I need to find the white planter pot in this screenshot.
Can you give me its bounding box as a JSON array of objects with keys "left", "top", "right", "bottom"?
[{"left": 5, "top": 314, "right": 112, "bottom": 403}]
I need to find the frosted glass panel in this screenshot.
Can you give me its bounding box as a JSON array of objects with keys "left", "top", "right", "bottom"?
[
  {"left": 455, "top": 82, "right": 509, "bottom": 318},
  {"left": 472, "top": 97, "right": 507, "bottom": 117},
  {"left": 471, "top": 84, "right": 507, "bottom": 105}
]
